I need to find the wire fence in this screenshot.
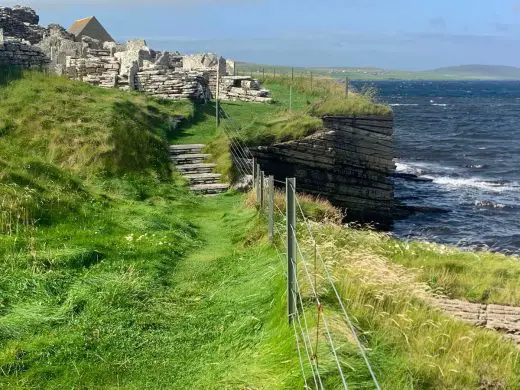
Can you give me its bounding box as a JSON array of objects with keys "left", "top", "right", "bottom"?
[
  {"left": 214, "top": 76, "right": 378, "bottom": 389},
  {"left": 233, "top": 65, "right": 350, "bottom": 98},
  {"left": 250, "top": 169, "right": 381, "bottom": 389}
]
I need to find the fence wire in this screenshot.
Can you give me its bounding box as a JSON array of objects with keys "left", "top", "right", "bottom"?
[{"left": 217, "top": 100, "right": 379, "bottom": 389}]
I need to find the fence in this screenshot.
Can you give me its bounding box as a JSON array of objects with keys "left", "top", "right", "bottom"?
[
  {"left": 233, "top": 65, "right": 350, "bottom": 98},
  {"left": 214, "top": 76, "right": 380, "bottom": 389},
  {"left": 250, "top": 166, "right": 381, "bottom": 389}
]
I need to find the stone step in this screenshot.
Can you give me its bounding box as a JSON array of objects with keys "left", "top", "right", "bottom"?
[
  {"left": 190, "top": 183, "right": 230, "bottom": 195},
  {"left": 169, "top": 144, "right": 205, "bottom": 155},
  {"left": 184, "top": 173, "right": 222, "bottom": 185},
  {"left": 176, "top": 163, "right": 216, "bottom": 174},
  {"left": 170, "top": 154, "right": 211, "bottom": 164}
]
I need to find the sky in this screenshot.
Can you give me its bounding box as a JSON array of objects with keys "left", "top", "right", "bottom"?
[{"left": 5, "top": 0, "right": 520, "bottom": 70}]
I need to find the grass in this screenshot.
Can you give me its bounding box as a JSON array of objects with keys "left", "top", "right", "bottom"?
[
  {"left": 0, "top": 70, "right": 310, "bottom": 388},
  {"left": 3, "top": 68, "right": 520, "bottom": 389},
  {"left": 296, "top": 225, "right": 520, "bottom": 306},
  {"left": 289, "top": 220, "right": 520, "bottom": 389}
]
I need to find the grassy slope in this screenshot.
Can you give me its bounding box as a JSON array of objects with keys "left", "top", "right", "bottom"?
[
  {"left": 0, "top": 71, "right": 304, "bottom": 388},
  {"left": 2, "top": 70, "right": 520, "bottom": 389}
]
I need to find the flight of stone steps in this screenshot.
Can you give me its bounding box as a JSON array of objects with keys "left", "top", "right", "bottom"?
[{"left": 169, "top": 144, "right": 230, "bottom": 195}]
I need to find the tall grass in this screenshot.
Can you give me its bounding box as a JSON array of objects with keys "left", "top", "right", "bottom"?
[
  {"left": 291, "top": 220, "right": 520, "bottom": 388},
  {"left": 262, "top": 73, "right": 393, "bottom": 117}
]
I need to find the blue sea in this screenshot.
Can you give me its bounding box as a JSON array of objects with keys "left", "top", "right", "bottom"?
[{"left": 351, "top": 80, "right": 520, "bottom": 255}]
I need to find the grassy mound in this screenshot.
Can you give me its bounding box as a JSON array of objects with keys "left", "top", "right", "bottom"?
[
  {"left": 0, "top": 69, "right": 193, "bottom": 230},
  {"left": 0, "top": 69, "right": 193, "bottom": 179}
]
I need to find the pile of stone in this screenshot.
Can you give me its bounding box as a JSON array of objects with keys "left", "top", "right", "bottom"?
[
  {"left": 0, "top": 29, "right": 48, "bottom": 68},
  {"left": 219, "top": 76, "right": 272, "bottom": 103},
  {"left": 0, "top": 6, "right": 45, "bottom": 44}
]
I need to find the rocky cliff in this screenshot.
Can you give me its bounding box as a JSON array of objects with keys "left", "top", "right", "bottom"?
[{"left": 252, "top": 116, "right": 395, "bottom": 227}]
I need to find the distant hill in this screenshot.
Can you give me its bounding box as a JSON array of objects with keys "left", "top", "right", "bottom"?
[
  {"left": 236, "top": 62, "right": 520, "bottom": 81},
  {"left": 427, "top": 65, "right": 520, "bottom": 80}
]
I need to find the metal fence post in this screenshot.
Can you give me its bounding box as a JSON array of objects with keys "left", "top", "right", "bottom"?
[
  {"left": 260, "top": 171, "right": 265, "bottom": 210},
  {"left": 286, "top": 178, "right": 297, "bottom": 323},
  {"left": 268, "top": 176, "right": 274, "bottom": 241},
  {"left": 256, "top": 164, "right": 261, "bottom": 205}
]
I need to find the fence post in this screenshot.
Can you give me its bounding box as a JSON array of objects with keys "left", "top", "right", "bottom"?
[
  {"left": 268, "top": 176, "right": 274, "bottom": 241},
  {"left": 289, "top": 67, "right": 294, "bottom": 112},
  {"left": 256, "top": 164, "right": 261, "bottom": 205},
  {"left": 252, "top": 158, "right": 257, "bottom": 189},
  {"left": 345, "top": 76, "right": 349, "bottom": 98},
  {"left": 310, "top": 71, "right": 313, "bottom": 93},
  {"left": 260, "top": 171, "right": 265, "bottom": 210},
  {"left": 286, "top": 178, "right": 297, "bottom": 323}
]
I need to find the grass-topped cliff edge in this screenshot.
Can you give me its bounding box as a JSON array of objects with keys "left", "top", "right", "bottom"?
[{"left": 1, "top": 69, "right": 520, "bottom": 389}]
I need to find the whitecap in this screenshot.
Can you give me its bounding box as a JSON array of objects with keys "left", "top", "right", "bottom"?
[
  {"left": 432, "top": 103, "right": 448, "bottom": 107},
  {"left": 474, "top": 200, "right": 507, "bottom": 209},
  {"left": 424, "top": 176, "right": 518, "bottom": 192},
  {"left": 388, "top": 103, "right": 419, "bottom": 107}
]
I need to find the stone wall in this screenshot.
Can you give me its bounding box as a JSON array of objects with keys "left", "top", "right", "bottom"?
[
  {"left": 252, "top": 116, "right": 395, "bottom": 227},
  {"left": 0, "top": 29, "right": 48, "bottom": 68},
  {"left": 0, "top": 6, "right": 45, "bottom": 44},
  {"left": 0, "top": 5, "right": 272, "bottom": 105},
  {"left": 66, "top": 48, "right": 120, "bottom": 88},
  {"left": 183, "top": 53, "right": 226, "bottom": 96},
  {"left": 135, "top": 68, "right": 210, "bottom": 101}
]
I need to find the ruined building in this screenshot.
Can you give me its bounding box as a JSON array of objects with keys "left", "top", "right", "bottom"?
[{"left": 0, "top": 6, "right": 272, "bottom": 103}]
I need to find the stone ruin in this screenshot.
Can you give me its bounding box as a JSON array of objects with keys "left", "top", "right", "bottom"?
[
  {"left": 0, "top": 6, "right": 45, "bottom": 44},
  {"left": 219, "top": 76, "right": 272, "bottom": 103},
  {"left": 0, "top": 5, "right": 272, "bottom": 104}
]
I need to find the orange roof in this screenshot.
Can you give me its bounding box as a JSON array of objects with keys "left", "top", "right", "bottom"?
[{"left": 68, "top": 16, "right": 94, "bottom": 37}]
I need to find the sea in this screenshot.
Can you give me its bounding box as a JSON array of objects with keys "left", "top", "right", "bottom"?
[{"left": 351, "top": 80, "right": 520, "bottom": 255}]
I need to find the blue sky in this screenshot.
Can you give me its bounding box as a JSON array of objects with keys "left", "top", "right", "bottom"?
[{"left": 7, "top": 0, "right": 520, "bottom": 69}]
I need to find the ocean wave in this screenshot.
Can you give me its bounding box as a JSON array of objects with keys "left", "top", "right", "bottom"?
[
  {"left": 425, "top": 176, "right": 518, "bottom": 192},
  {"left": 388, "top": 103, "right": 419, "bottom": 107},
  {"left": 474, "top": 200, "right": 507, "bottom": 209},
  {"left": 395, "top": 160, "right": 457, "bottom": 176},
  {"left": 432, "top": 103, "right": 448, "bottom": 107}
]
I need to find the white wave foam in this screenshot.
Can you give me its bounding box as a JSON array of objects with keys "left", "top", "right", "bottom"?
[
  {"left": 388, "top": 103, "right": 419, "bottom": 107},
  {"left": 474, "top": 200, "right": 506, "bottom": 209},
  {"left": 425, "top": 176, "right": 518, "bottom": 192},
  {"left": 432, "top": 103, "right": 448, "bottom": 107},
  {"left": 395, "top": 160, "right": 457, "bottom": 175}
]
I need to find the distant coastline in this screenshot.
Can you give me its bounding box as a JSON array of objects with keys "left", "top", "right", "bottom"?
[{"left": 237, "top": 63, "right": 520, "bottom": 81}]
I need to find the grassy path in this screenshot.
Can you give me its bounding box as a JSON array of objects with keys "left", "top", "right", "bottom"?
[{"left": 130, "top": 192, "right": 303, "bottom": 389}]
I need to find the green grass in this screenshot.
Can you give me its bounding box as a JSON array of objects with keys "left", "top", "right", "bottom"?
[
  {"left": 3, "top": 68, "right": 520, "bottom": 389},
  {"left": 291, "top": 221, "right": 520, "bottom": 389}
]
